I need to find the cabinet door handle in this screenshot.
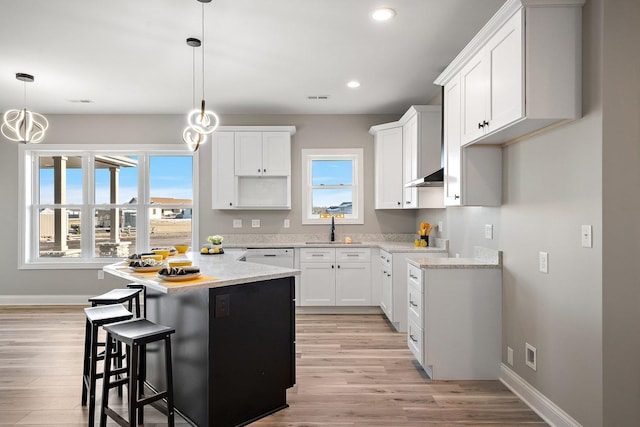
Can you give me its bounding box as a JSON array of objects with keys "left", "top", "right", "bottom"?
[
  {"left": 409, "top": 300, "right": 418, "bottom": 307},
  {"left": 263, "top": 169, "right": 266, "bottom": 173},
  {"left": 483, "top": 120, "right": 489, "bottom": 127},
  {"left": 387, "top": 273, "right": 391, "bottom": 277},
  {"left": 346, "top": 254, "right": 359, "bottom": 257},
  {"left": 478, "top": 122, "right": 483, "bottom": 129},
  {"left": 311, "top": 254, "right": 324, "bottom": 257},
  {"left": 409, "top": 334, "right": 418, "bottom": 343},
  {"left": 405, "top": 201, "right": 411, "bottom": 204},
  {"left": 409, "top": 273, "right": 417, "bottom": 280},
  {"left": 337, "top": 265, "right": 340, "bottom": 268},
  {"left": 397, "top": 201, "right": 401, "bottom": 206},
  {"left": 454, "top": 194, "right": 460, "bottom": 200},
  {"left": 332, "top": 265, "right": 335, "bottom": 269},
  {"left": 258, "top": 169, "right": 261, "bottom": 173},
  {"left": 229, "top": 202, "right": 233, "bottom": 206}
]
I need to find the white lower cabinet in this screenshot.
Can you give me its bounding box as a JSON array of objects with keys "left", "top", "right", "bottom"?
[
  {"left": 300, "top": 247, "right": 371, "bottom": 306},
  {"left": 379, "top": 249, "right": 447, "bottom": 333},
  {"left": 406, "top": 261, "right": 502, "bottom": 380}
]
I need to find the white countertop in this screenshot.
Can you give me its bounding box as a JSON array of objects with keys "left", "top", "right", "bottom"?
[
  {"left": 103, "top": 250, "right": 299, "bottom": 294},
  {"left": 408, "top": 247, "right": 502, "bottom": 269},
  {"left": 223, "top": 239, "right": 449, "bottom": 254}
]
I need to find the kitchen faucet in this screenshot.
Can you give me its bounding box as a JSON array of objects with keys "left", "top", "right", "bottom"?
[{"left": 330, "top": 216, "right": 335, "bottom": 242}]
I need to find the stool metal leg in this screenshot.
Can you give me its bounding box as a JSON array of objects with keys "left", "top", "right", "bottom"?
[
  {"left": 165, "top": 335, "right": 175, "bottom": 427},
  {"left": 129, "top": 342, "right": 139, "bottom": 427},
  {"left": 81, "top": 319, "right": 91, "bottom": 406},
  {"left": 99, "top": 332, "right": 114, "bottom": 427},
  {"left": 88, "top": 324, "right": 99, "bottom": 427}
]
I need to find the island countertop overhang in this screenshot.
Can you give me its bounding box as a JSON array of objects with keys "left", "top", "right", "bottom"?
[{"left": 103, "top": 250, "right": 300, "bottom": 294}]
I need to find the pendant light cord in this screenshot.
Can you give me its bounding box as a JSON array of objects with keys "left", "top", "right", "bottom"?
[{"left": 201, "top": 1, "right": 205, "bottom": 101}]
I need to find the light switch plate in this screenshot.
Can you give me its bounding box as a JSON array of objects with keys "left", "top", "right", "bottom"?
[
  {"left": 284, "top": 219, "right": 290, "bottom": 228},
  {"left": 484, "top": 224, "right": 493, "bottom": 240},
  {"left": 539, "top": 251, "right": 548, "bottom": 273},
  {"left": 252, "top": 219, "right": 260, "bottom": 228},
  {"left": 233, "top": 219, "right": 242, "bottom": 228},
  {"left": 581, "top": 225, "right": 592, "bottom": 248},
  {"left": 438, "top": 221, "right": 444, "bottom": 233}
]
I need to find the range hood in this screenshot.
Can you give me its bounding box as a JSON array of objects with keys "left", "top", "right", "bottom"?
[{"left": 405, "top": 167, "right": 444, "bottom": 187}]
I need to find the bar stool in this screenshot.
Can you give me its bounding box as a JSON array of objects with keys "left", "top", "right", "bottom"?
[
  {"left": 88, "top": 287, "right": 142, "bottom": 318},
  {"left": 100, "top": 318, "right": 175, "bottom": 427},
  {"left": 82, "top": 304, "right": 134, "bottom": 427}
]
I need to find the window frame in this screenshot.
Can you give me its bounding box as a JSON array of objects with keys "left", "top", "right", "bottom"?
[
  {"left": 18, "top": 144, "right": 198, "bottom": 269},
  {"left": 301, "top": 148, "right": 364, "bottom": 225}
]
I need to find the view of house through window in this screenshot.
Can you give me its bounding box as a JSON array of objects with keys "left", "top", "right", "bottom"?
[
  {"left": 28, "top": 149, "right": 194, "bottom": 264},
  {"left": 301, "top": 148, "right": 363, "bottom": 224}
]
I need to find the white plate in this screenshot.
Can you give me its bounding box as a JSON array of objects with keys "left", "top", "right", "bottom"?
[
  {"left": 157, "top": 272, "right": 202, "bottom": 282},
  {"left": 130, "top": 265, "right": 164, "bottom": 273}
]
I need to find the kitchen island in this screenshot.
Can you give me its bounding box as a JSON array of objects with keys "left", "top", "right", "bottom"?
[{"left": 104, "top": 251, "right": 298, "bottom": 427}]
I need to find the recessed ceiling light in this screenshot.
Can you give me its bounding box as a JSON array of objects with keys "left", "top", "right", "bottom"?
[
  {"left": 371, "top": 7, "right": 396, "bottom": 22},
  {"left": 347, "top": 81, "right": 361, "bottom": 89}
]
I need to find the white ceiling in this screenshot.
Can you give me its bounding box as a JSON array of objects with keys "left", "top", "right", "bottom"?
[{"left": 0, "top": 0, "right": 505, "bottom": 115}]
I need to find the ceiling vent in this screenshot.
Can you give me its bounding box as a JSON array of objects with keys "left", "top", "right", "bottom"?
[{"left": 307, "top": 95, "right": 330, "bottom": 100}]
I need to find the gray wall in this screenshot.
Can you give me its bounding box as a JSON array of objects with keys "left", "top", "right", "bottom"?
[
  {"left": 197, "top": 114, "right": 418, "bottom": 240},
  {"left": 419, "top": 0, "right": 611, "bottom": 424},
  {"left": 601, "top": 0, "right": 640, "bottom": 424},
  {"left": 0, "top": 113, "right": 413, "bottom": 299}
]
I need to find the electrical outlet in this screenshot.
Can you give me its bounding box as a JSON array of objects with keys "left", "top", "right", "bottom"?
[
  {"left": 233, "top": 219, "right": 242, "bottom": 228},
  {"left": 284, "top": 219, "right": 290, "bottom": 228},
  {"left": 507, "top": 346, "right": 514, "bottom": 366},
  {"left": 252, "top": 219, "right": 260, "bottom": 228},
  {"left": 525, "top": 343, "right": 537, "bottom": 371},
  {"left": 215, "top": 294, "right": 230, "bottom": 318},
  {"left": 438, "top": 220, "right": 444, "bottom": 233},
  {"left": 539, "top": 251, "right": 548, "bottom": 273},
  {"left": 97, "top": 270, "right": 104, "bottom": 280},
  {"left": 581, "top": 224, "right": 592, "bottom": 248},
  {"left": 484, "top": 224, "right": 493, "bottom": 240}
]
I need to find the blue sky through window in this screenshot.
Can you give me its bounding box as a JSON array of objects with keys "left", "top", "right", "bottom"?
[{"left": 39, "top": 155, "right": 193, "bottom": 204}]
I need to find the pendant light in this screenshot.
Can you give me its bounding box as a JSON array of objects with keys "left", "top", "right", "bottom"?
[
  {"left": 182, "top": 0, "right": 219, "bottom": 152},
  {"left": 1, "top": 73, "right": 49, "bottom": 144}
]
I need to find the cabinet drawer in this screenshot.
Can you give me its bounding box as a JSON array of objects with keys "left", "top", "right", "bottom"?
[
  {"left": 407, "top": 263, "right": 423, "bottom": 292},
  {"left": 379, "top": 250, "right": 392, "bottom": 271},
  {"left": 336, "top": 248, "right": 370, "bottom": 263},
  {"left": 408, "top": 283, "right": 423, "bottom": 324},
  {"left": 407, "top": 318, "right": 423, "bottom": 365},
  {"left": 300, "top": 248, "right": 335, "bottom": 262}
]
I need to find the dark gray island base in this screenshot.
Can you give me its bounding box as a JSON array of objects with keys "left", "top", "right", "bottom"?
[{"left": 144, "top": 277, "right": 295, "bottom": 427}]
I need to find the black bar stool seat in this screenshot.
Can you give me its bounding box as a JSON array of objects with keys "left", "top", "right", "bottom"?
[
  {"left": 100, "top": 318, "right": 176, "bottom": 427},
  {"left": 89, "top": 288, "right": 142, "bottom": 318},
  {"left": 82, "top": 304, "right": 134, "bottom": 427}
]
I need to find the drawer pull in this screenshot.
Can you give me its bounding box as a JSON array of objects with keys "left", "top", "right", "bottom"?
[
  {"left": 409, "top": 334, "right": 418, "bottom": 343},
  {"left": 409, "top": 300, "right": 418, "bottom": 307},
  {"left": 346, "top": 254, "right": 359, "bottom": 257},
  {"left": 409, "top": 273, "right": 418, "bottom": 280},
  {"left": 311, "top": 254, "right": 324, "bottom": 257}
]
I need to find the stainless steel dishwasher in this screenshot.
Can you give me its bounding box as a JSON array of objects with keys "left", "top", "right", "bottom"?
[{"left": 244, "top": 248, "right": 294, "bottom": 269}]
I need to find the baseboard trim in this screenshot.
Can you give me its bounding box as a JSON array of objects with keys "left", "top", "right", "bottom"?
[
  {"left": 500, "top": 364, "right": 582, "bottom": 427},
  {"left": 0, "top": 295, "right": 91, "bottom": 305},
  {"left": 295, "top": 306, "right": 383, "bottom": 315}
]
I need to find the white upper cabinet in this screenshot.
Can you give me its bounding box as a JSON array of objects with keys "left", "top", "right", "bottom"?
[
  {"left": 436, "top": 0, "right": 584, "bottom": 146},
  {"left": 460, "top": 9, "right": 523, "bottom": 145},
  {"left": 212, "top": 126, "right": 296, "bottom": 210},
  {"left": 234, "top": 131, "right": 291, "bottom": 176},
  {"left": 211, "top": 132, "right": 236, "bottom": 209},
  {"left": 370, "top": 105, "right": 442, "bottom": 210},
  {"left": 443, "top": 76, "right": 462, "bottom": 206},
  {"left": 402, "top": 114, "right": 418, "bottom": 208},
  {"left": 373, "top": 126, "right": 403, "bottom": 209}
]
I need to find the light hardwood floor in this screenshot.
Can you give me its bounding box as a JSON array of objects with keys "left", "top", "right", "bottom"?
[{"left": 0, "top": 307, "right": 545, "bottom": 426}]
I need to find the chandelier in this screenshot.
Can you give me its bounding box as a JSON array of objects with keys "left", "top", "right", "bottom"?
[
  {"left": 2, "top": 73, "right": 49, "bottom": 144},
  {"left": 182, "top": 0, "right": 219, "bottom": 152}
]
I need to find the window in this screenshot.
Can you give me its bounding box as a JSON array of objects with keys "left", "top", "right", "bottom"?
[
  {"left": 19, "top": 145, "right": 197, "bottom": 268},
  {"left": 301, "top": 148, "right": 363, "bottom": 224}
]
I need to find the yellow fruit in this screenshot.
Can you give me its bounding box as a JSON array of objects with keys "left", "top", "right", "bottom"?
[
  {"left": 213, "top": 247, "right": 220, "bottom": 254},
  {"left": 200, "top": 247, "right": 208, "bottom": 254}
]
